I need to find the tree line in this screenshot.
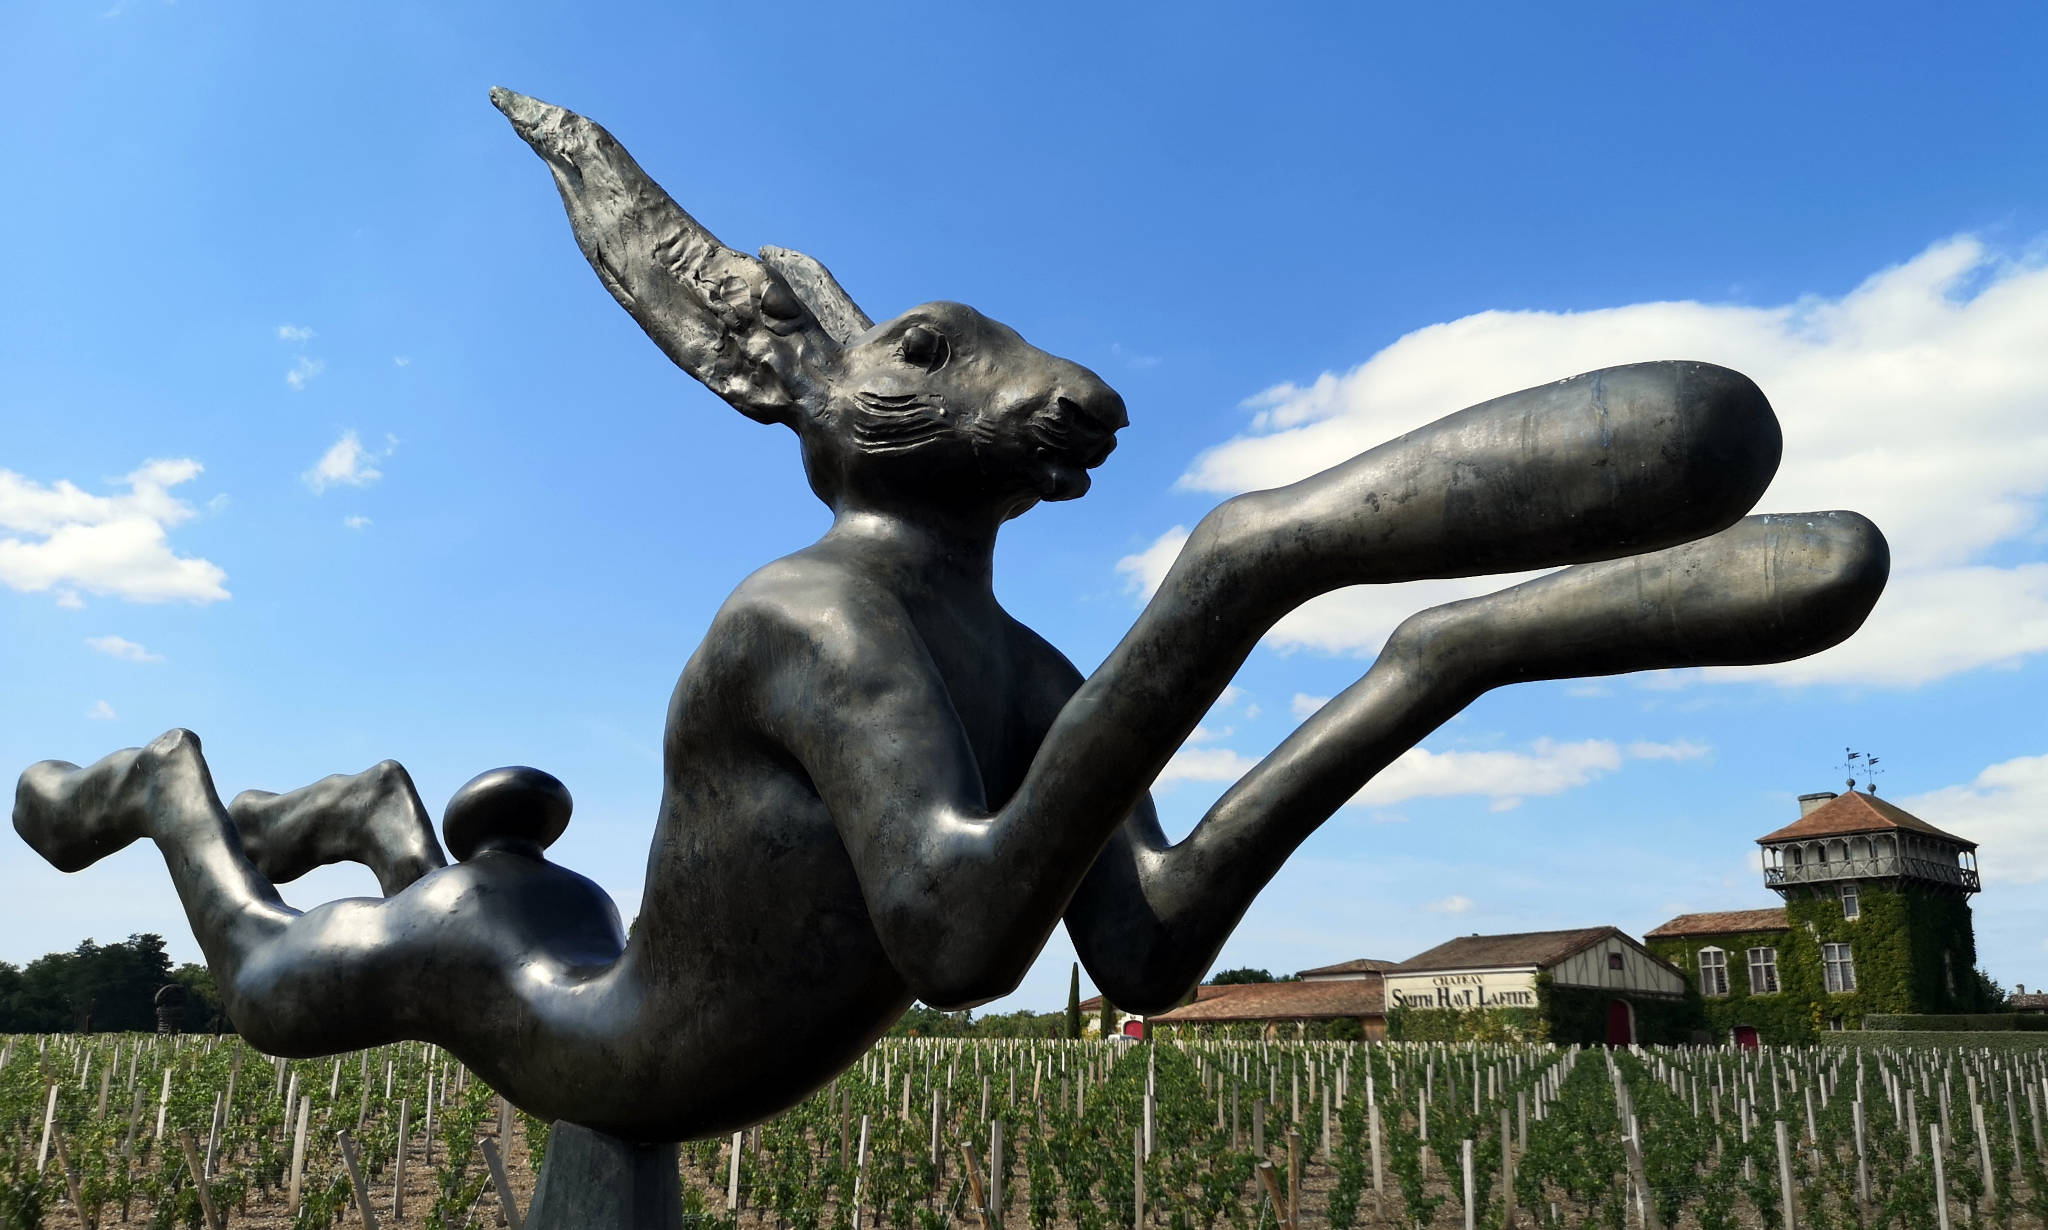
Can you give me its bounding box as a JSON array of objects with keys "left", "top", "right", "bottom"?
[{"left": 0, "top": 933, "right": 225, "bottom": 1033}]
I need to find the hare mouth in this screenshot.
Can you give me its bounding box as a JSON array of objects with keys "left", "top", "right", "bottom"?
[{"left": 1028, "top": 408, "right": 1118, "bottom": 469}]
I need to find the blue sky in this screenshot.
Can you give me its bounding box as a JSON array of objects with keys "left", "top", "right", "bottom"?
[{"left": 3, "top": 2, "right": 2046, "bottom": 1015}]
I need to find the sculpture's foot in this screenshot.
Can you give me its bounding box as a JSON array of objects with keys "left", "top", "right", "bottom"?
[
  {"left": 526, "top": 1122, "right": 683, "bottom": 1230},
  {"left": 12, "top": 729, "right": 201, "bottom": 873},
  {"left": 230, "top": 760, "right": 446, "bottom": 897}
]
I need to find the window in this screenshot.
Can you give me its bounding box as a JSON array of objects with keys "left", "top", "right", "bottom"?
[
  {"left": 1823, "top": 943, "right": 1857, "bottom": 993},
  {"left": 1840, "top": 882, "right": 1860, "bottom": 920},
  {"left": 1944, "top": 950, "right": 1956, "bottom": 997},
  {"left": 1608, "top": 951, "right": 1624, "bottom": 970},
  {"left": 1699, "top": 947, "right": 1729, "bottom": 997},
  {"left": 1748, "top": 947, "right": 1780, "bottom": 994}
]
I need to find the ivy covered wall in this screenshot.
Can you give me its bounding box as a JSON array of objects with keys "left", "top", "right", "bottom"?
[
  {"left": 1645, "top": 882, "right": 1986, "bottom": 1044},
  {"left": 1539, "top": 978, "right": 1702, "bottom": 1045}
]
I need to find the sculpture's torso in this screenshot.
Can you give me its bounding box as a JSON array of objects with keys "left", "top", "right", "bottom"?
[{"left": 567, "top": 530, "right": 1078, "bottom": 1138}]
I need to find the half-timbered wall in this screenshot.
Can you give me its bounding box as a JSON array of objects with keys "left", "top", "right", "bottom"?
[{"left": 1549, "top": 934, "right": 1686, "bottom": 996}]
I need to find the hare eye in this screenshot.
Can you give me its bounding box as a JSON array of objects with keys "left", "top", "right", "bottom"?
[{"left": 899, "top": 324, "right": 950, "bottom": 372}]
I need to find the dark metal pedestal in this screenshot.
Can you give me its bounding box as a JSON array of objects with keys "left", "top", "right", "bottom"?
[{"left": 526, "top": 1121, "right": 683, "bottom": 1230}]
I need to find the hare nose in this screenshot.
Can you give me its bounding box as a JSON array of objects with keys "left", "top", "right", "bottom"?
[{"left": 1059, "top": 386, "right": 1129, "bottom": 434}]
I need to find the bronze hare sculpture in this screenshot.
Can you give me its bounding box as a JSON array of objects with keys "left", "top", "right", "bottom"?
[{"left": 16, "top": 89, "right": 1886, "bottom": 1146}]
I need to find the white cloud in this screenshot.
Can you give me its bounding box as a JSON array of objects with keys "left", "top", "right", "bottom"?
[
  {"left": 393, "top": 356, "right": 411, "bottom": 368},
  {"left": 1425, "top": 894, "right": 1473, "bottom": 914},
  {"left": 1292, "top": 693, "right": 1330, "bottom": 719},
  {"left": 1158, "top": 237, "right": 2048, "bottom": 687},
  {"left": 1900, "top": 755, "right": 2048, "bottom": 885},
  {"left": 276, "top": 324, "right": 315, "bottom": 343},
  {"left": 342, "top": 515, "right": 372, "bottom": 530},
  {"left": 1153, "top": 730, "right": 1710, "bottom": 811},
  {"left": 285, "top": 356, "right": 326, "bottom": 391},
  {"left": 1116, "top": 526, "right": 1190, "bottom": 596},
  {"left": 85, "top": 634, "right": 163, "bottom": 663},
  {"left": 86, "top": 700, "right": 117, "bottom": 720},
  {"left": 303, "top": 431, "right": 394, "bottom": 493},
  {"left": 56, "top": 590, "right": 84, "bottom": 609},
  {"left": 1353, "top": 737, "right": 1625, "bottom": 811},
  {"left": 0, "top": 460, "right": 229, "bottom": 604},
  {"left": 1626, "top": 739, "right": 1711, "bottom": 761},
  {"left": 1110, "top": 342, "right": 1161, "bottom": 370},
  {"left": 1157, "top": 745, "right": 1260, "bottom": 787}
]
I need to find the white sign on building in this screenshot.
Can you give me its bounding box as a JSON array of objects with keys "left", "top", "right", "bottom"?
[{"left": 1383, "top": 968, "right": 1539, "bottom": 1011}]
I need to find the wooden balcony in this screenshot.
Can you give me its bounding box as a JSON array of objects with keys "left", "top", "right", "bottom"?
[{"left": 1763, "top": 854, "right": 1979, "bottom": 892}]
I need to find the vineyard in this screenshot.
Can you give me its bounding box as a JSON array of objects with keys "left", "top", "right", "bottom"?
[{"left": 6, "top": 1031, "right": 2048, "bottom": 1230}]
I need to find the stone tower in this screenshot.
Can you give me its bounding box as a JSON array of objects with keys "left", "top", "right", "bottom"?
[{"left": 1756, "top": 789, "right": 1982, "bottom": 1007}]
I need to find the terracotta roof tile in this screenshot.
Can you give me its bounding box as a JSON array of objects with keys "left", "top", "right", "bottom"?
[
  {"left": 1149, "top": 979, "right": 1384, "bottom": 1023},
  {"left": 1645, "top": 908, "right": 1790, "bottom": 938},
  {"left": 1297, "top": 958, "right": 1401, "bottom": 978},
  {"left": 1077, "top": 983, "right": 1239, "bottom": 1015},
  {"left": 1392, "top": 927, "right": 1619, "bottom": 972},
  {"left": 1755, "top": 791, "right": 1973, "bottom": 847}
]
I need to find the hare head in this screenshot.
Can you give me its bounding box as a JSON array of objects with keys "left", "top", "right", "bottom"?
[{"left": 493, "top": 89, "right": 1127, "bottom": 523}]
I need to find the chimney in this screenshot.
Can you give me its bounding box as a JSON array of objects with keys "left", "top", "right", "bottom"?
[{"left": 1798, "top": 791, "right": 1838, "bottom": 817}]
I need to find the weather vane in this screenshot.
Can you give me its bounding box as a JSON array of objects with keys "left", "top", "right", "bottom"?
[{"left": 1840, "top": 747, "right": 1884, "bottom": 794}]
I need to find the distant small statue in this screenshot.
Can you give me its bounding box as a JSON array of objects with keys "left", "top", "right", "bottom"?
[
  {"left": 15, "top": 89, "right": 1887, "bottom": 1156},
  {"left": 153, "top": 984, "right": 185, "bottom": 1036}
]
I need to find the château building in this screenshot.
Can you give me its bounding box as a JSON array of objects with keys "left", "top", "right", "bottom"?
[{"left": 1645, "top": 788, "right": 1988, "bottom": 1044}]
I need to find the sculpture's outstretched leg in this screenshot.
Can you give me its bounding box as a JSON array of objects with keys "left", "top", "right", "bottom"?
[
  {"left": 14, "top": 733, "right": 625, "bottom": 1075},
  {"left": 16, "top": 728, "right": 300, "bottom": 972},
  {"left": 231, "top": 764, "right": 447, "bottom": 896},
  {"left": 1065, "top": 510, "right": 1888, "bottom": 1012}
]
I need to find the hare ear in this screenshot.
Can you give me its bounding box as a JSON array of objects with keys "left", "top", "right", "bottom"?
[
  {"left": 492, "top": 88, "right": 837, "bottom": 429},
  {"left": 759, "top": 246, "right": 874, "bottom": 346}
]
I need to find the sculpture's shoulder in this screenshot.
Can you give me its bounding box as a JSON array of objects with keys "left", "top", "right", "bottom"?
[{"left": 708, "top": 551, "right": 910, "bottom": 675}]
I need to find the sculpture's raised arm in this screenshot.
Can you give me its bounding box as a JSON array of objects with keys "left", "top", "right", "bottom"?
[{"left": 1065, "top": 507, "right": 1886, "bottom": 1010}]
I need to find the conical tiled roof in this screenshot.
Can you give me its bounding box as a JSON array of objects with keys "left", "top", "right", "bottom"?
[{"left": 1755, "top": 790, "right": 1973, "bottom": 848}]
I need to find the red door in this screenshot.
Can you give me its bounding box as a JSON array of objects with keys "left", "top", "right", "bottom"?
[
  {"left": 1605, "top": 999, "right": 1633, "bottom": 1045},
  {"left": 1733, "top": 1026, "right": 1760, "bottom": 1049}
]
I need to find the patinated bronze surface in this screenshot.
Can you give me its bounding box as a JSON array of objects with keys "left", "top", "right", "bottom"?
[{"left": 15, "top": 90, "right": 1888, "bottom": 1144}]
